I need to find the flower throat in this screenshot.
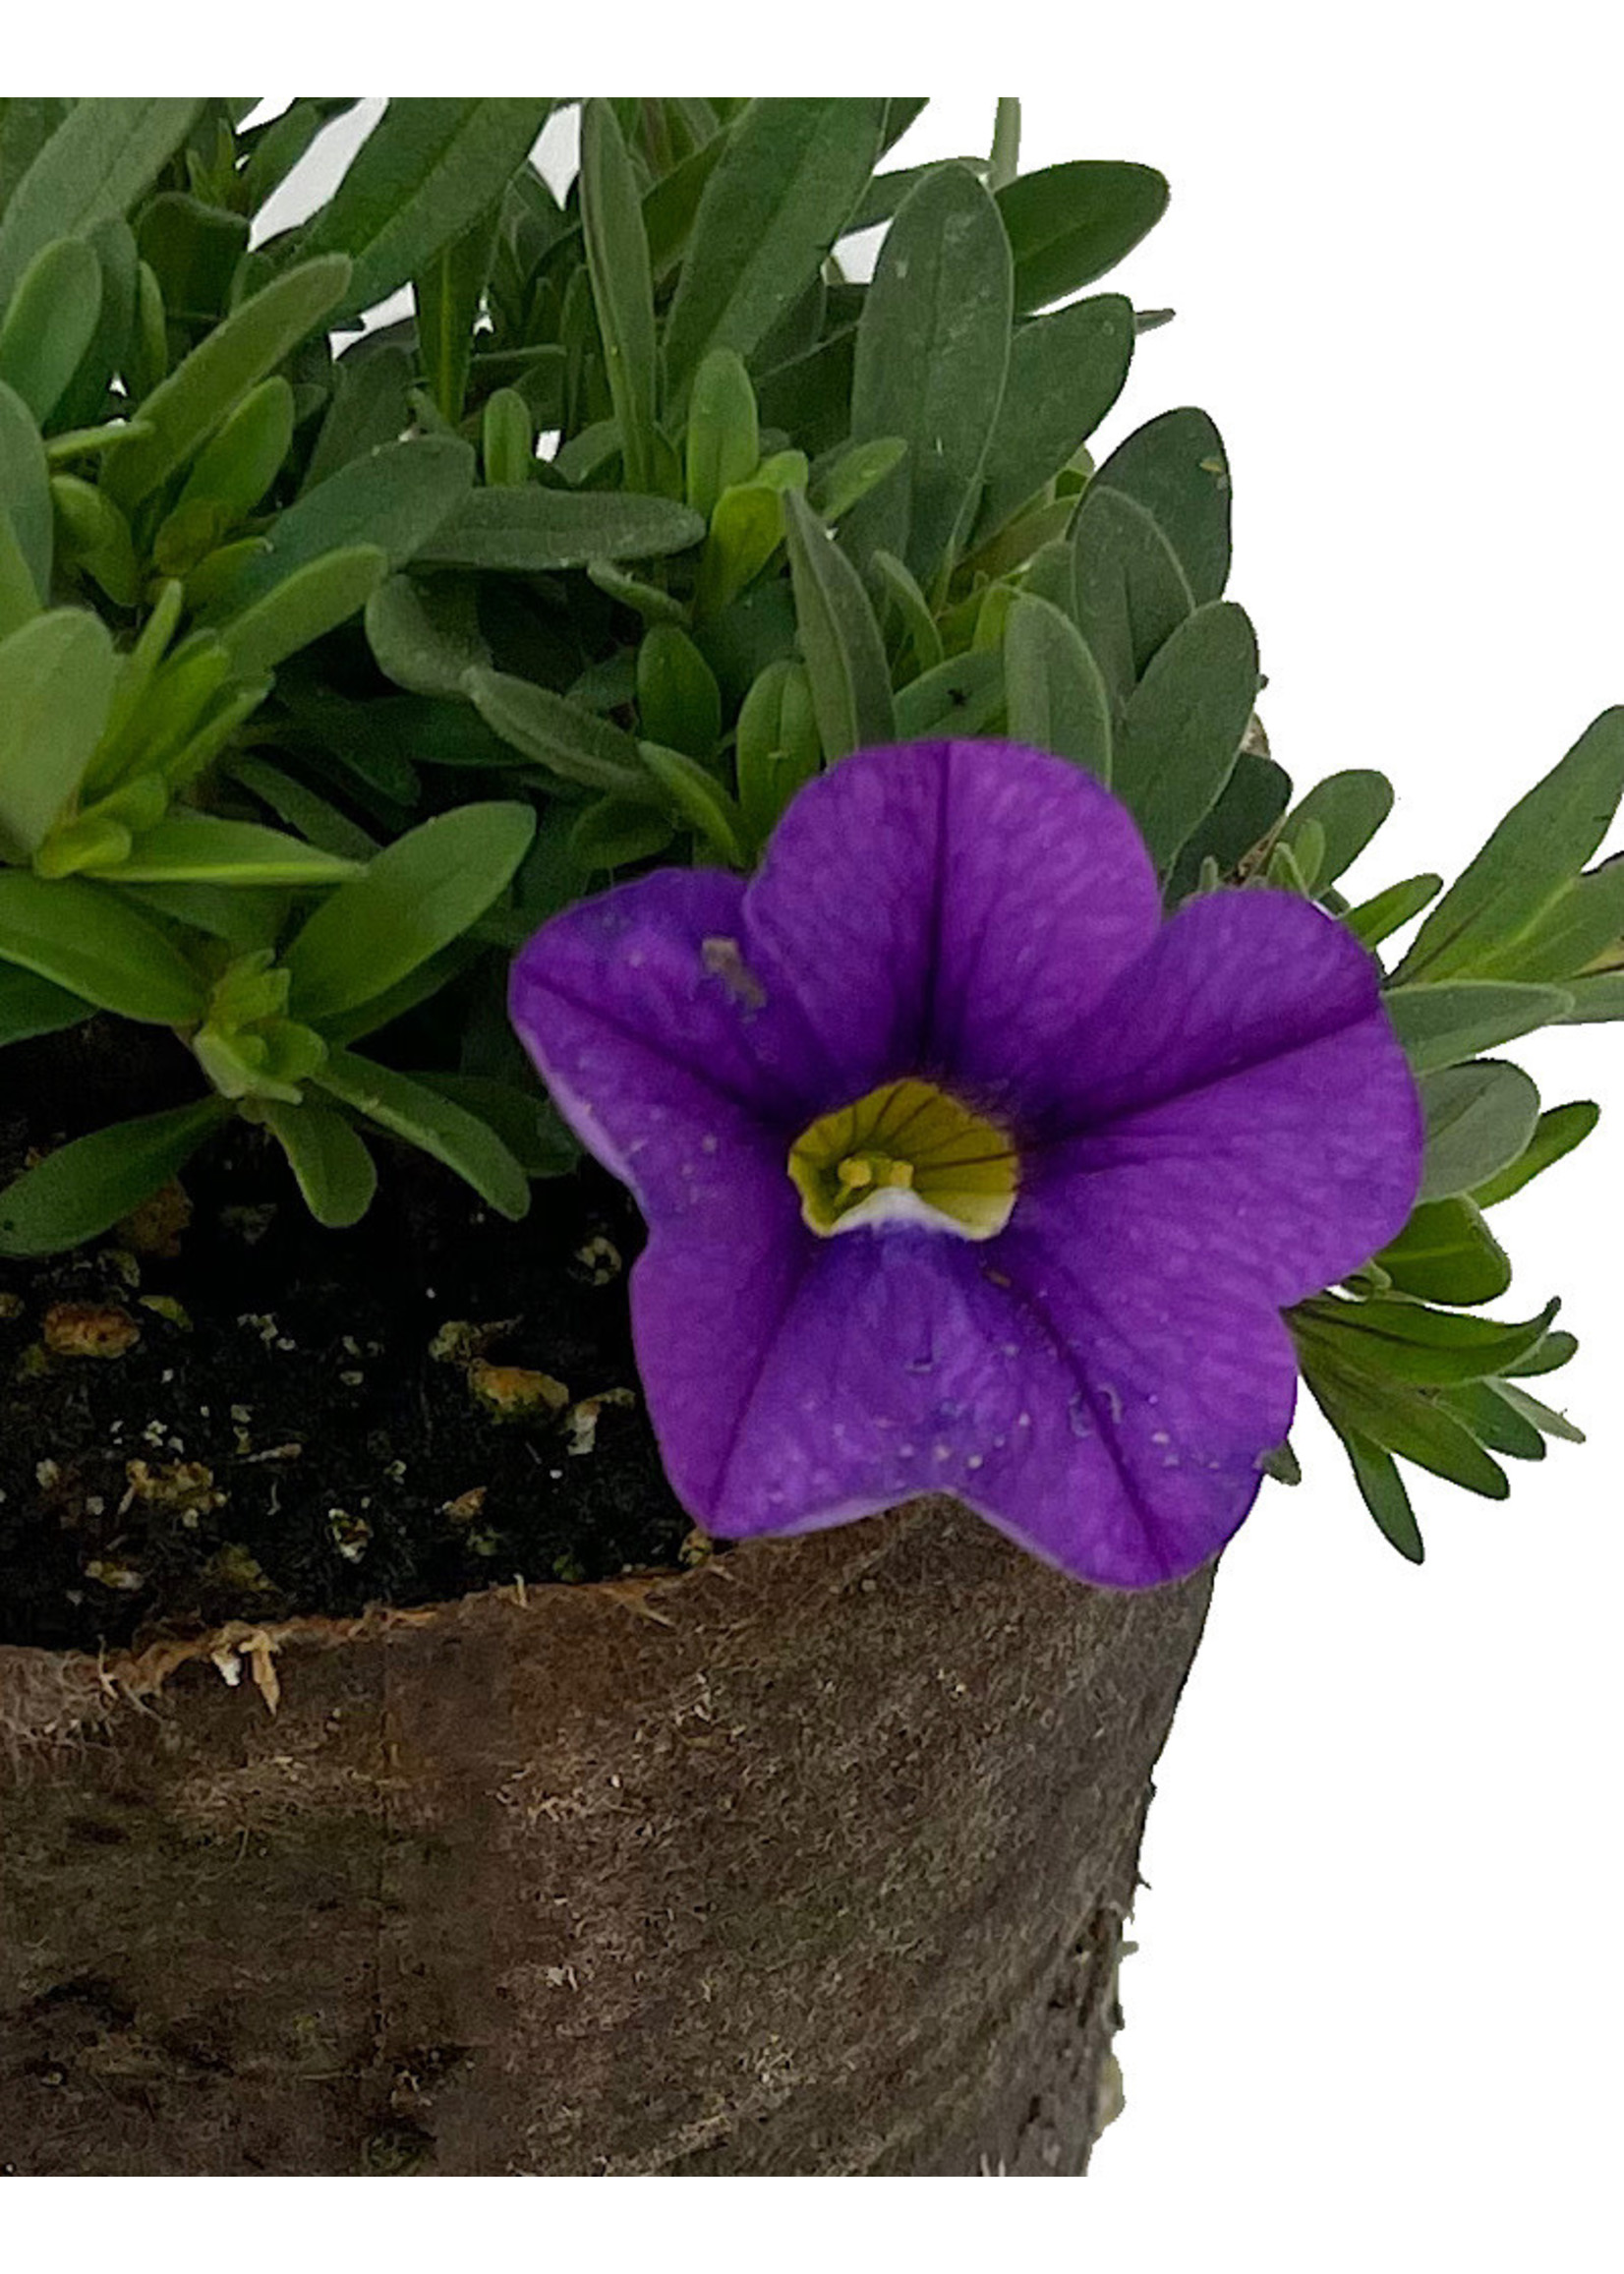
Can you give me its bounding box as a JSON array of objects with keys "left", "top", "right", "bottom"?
[{"left": 788, "top": 1078, "right": 1017, "bottom": 1241}]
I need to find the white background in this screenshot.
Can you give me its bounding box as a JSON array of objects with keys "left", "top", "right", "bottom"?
[{"left": 8, "top": 13, "right": 1622, "bottom": 2265}]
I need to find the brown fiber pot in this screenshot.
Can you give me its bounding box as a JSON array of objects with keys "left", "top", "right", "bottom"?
[{"left": 0, "top": 1495, "right": 1211, "bottom": 2176}]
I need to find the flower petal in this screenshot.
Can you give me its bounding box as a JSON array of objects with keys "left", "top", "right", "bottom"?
[
  {"left": 645, "top": 1216, "right": 1284, "bottom": 1589},
  {"left": 508, "top": 866, "right": 832, "bottom": 1217},
  {"left": 743, "top": 740, "right": 1161, "bottom": 1108}
]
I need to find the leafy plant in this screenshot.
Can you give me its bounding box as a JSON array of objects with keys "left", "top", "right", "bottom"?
[{"left": 0, "top": 93, "right": 1617, "bottom": 1565}]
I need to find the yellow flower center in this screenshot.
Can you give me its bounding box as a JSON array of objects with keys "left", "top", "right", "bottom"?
[{"left": 788, "top": 1078, "right": 1018, "bottom": 1241}]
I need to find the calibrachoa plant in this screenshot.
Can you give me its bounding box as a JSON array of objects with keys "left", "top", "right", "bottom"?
[{"left": 0, "top": 92, "right": 1619, "bottom": 1570}]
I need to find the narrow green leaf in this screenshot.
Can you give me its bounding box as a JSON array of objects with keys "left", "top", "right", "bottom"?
[
  {"left": 0, "top": 236, "right": 101, "bottom": 424},
  {"left": 1070, "top": 481, "right": 1193, "bottom": 707},
  {"left": 216, "top": 544, "right": 387, "bottom": 680},
  {"left": 105, "top": 255, "right": 352, "bottom": 510},
  {"left": 1383, "top": 979, "right": 1572, "bottom": 1075},
  {"left": 0, "top": 1095, "right": 226, "bottom": 1257},
  {"left": 1417, "top": 1060, "right": 1541, "bottom": 1202},
  {"left": 1378, "top": 1196, "right": 1510, "bottom": 1308},
  {"left": 685, "top": 347, "right": 759, "bottom": 521},
  {"left": 300, "top": 340, "right": 413, "bottom": 492},
  {"left": 1166, "top": 747, "right": 1292, "bottom": 900},
  {"left": 0, "top": 870, "right": 205, "bottom": 1020},
  {"left": 1438, "top": 1381, "right": 1546, "bottom": 1462},
  {"left": 637, "top": 738, "right": 749, "bottom": 866},
  {"left": 1501, "top": 1329, "right": 1579, "bottom": 1379},
  {"left": 295, "top": 99, "right": 551, "bottom": 319},
  {"left": 568, "top": 795, "right": 676, "bottom": 873},
  {"left": 1112, "top": 599, "right": 1258, "bottom": 871},
  {"left": 1277, "top": 768, "right": 1394, "bottom": 890},
  {"left": 261, "top": 1096, "right": 377, "bottom": 1227},
  {"left": 1309, "top": 1363, "right": 1509, "bottom": 1503},
  {"left": 202, "top": 435, "right": 474, "bottom": 619},
  {"left": 579, "top": 100, "right": 659, "bottom": 495},
  {"left": 995, "top": 161, "right": 1169, "bottom": 315},
  {"left": 1463, "top": 854, "right": 1624, "bottom": 985},
  {"left": 1471, "top": 1099, "right": 1600, "bottom": 1208},
  {"left": 411, "top": 1072, "right": 578, "bottom": 1178},
  {"left": 664, "top": 97, "right": 884, "bottom": 407},
  {"left": 0, "top": 378, "right": 52, "bottom": 616},
  {"left": 419, "top": 484, "right": 704, "bottom": 572},
  {"left": 893, "top": 648, "right": 1005, "bottom": 739},
  {"left": 0, "top": 962, "right": 92, "bottom": 1047},
  {"left": 870, "top": 547, "right": 943, "bottom": 676},
  {"left": 0, "top": 98, "right": 202, "bottom": 308},
  {"left": 162, "top": 377, "right": 294, "bottom": 564},
  {"left": 285, "top": 799, "right": 536, "bottom": 1025},
  {"left": 1496, "top": 1380, "right": 1585, "bottom": 1444},
  {"left": 0, "top": 609, "right": 115, "bottom": 860},
  {"left": 110, "top": 813, "right": 363, "bottom": 887},
  {"left": 1296, "top": 1294, "right": 1560, "bottom": 1388},
  {"left": 365, "top": 570, "right": 491, "bottom": 699},
  {"left": 415, "top": 202, "right": 499, "bottom": 427},
  {"left": 1558, "top": 970, "right": 1624, "bottom": 1023},
  {"left": 1394, "top": 708, "right": 1624, "bottom": 983},
  {"left": 466, "top": 669, "right": 651, "bottom": 795},
  {"left": 735, "top": 656, "right": 822, "bottom": 845},
  {"left": 228, "top": 757, "right": 377, "bottom": 862},
  {"left": 1337, "top": 1424, "right": 1427, "bottom": 1561},
  {"left": 1345, "top": 871, "right": 1444, "bottom": 950},
  {"left": 783, "top": 487, "right": 895, "bottom": 759},
  {"left": 1003, "top": 591, "right": 1112, "bottom": 780},
  {"left": 637, "top": 625, "right": 722, "bottom": 758},
  {"left": 973, "top": 293, "right": 1133, "bottom": 543},
  {"left": 842, "top": 163, "right": 1013, "bottom": 582},
  {"left": 314, "top": 1047, "right": 530, "bottom": 1218}
]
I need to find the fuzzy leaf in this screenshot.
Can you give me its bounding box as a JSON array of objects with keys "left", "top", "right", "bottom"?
[
  {"left": 1111, "top": 600, "right": 1258, "bottom": 871},
  {"left": 996, "top": 160, "right": 1169, "bottom": 314},
  {"left": 1383, "top": 979, "right": 1572, "bottom": 1074},
  {"left": 1470, "top": 1099, "right": 1600, "bottom": 1208},
  {"left": 0, "top": 98, "right": 202, "bottom": 308},
  {"left": 1417, "top": 1060, "right": 1541, "bottom": 1202},
  {"left": 783, "top": 487, "right": 895, "bottom": 760},
  {"left": 973, "top": 293, "right": 1133, "bottom": 542},
  {"left": 1003, "top": 592, "right": 1112, "bottom": 781},
  {"left": 0, "top": 1096, "right": 226, "bottom": 1257},
  {"left": 420, "top": 485, "right": 703, "bottom": 572}
]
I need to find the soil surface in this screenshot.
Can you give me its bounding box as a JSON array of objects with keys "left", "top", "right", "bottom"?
[{"left": 0, "top": 1024, "right": 693, "bottom": 1653}]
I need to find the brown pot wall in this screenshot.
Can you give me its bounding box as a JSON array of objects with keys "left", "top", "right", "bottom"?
[{"left": 0, "top": 1496, "right": 1211, "bottom": 2177}]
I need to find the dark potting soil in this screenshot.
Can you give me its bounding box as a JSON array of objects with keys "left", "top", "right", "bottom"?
[{"left": 0, "top": 1024, "right": 696, "bottom": 1654}]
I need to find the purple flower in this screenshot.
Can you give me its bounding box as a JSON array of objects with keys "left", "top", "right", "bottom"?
[{"left": 510, "top": 741, "right": 1422, "bottom": 1589}]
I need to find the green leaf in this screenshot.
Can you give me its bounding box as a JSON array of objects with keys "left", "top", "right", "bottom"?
[
  {"left": 1496, "top": 1380, "right": 1585, "bottom": 1445},
  {"left": 1095, "top": 407, "right": 1231, "bottom": 606},
  {"left": 1070, "top": 482, "right": 1193, "bottom": 708},
  {"left": 973, "top": 293, "right": 1134, "bottom": 543},
  {"left": 1276, "top": 768, "right": 1393, "bottom": 890},
  {"left": 1438, "top": 1381, "right": 1546, "bottom": 1462},
  {"left": 365, "top": 570, "right": 491, "bottom": 699},
  {"left": 466, "top": 669, "right": 650, "bottom": 796},
  {"left": 1308, "top": 1362, "right": 1509, "bottom": 1502},
  {"left": 314, "top": 1047, "right": 530, "bottom": 1218},
  {"left": 49, "top": 216, "right": 138, "bottom": 436},
  {"left": 136, "top": 192, "right": 248, "bottom": 326},
  {"left": 0, "top": 379, "right": 51, "bottom": 623},
  {"left": 568, "top": 795, "right": 676, "bottom": 873},
  {"left": 228, "top": 757, "right": 377, "bottom": 862},
  {"left": 1501, "top": 1328, "right": 1579, "bottom": 1380},
  {"left": 1461, "top": 854, "right": 1624, "bottom": 986},
  {"left": 735, "top": 656, "right": 822, "bottom": 845},
  {"left": 1296, "top": 1294, "right": 1560, "bottom": 1388},
  {"left": 261, "top": 1096, "right": 377, "bottom": 1227},
  {"left": 0, "top": 870, "right": 205, "bottom": 1020},
  {"left": 1558, "top": 970, "right": 1624, "bottom": 1023},
  {"left": 105, "top": 255, "right": 352, "bottom": 511},
  {"left": 995, "top": 161, "right": 1169, "bottom": 315},
  {"left": 0, "top": 609, "right": 115, "bottom": 861},
  {"left": 1111, "top": 600, "right": 1258, "bottom": 871},
  {"left": 1377, "top": 1195, "right": 1510, "bottom": 1308},
  {"left": 695, "top": 468, "right": 803, "bottom": 615},
  {"left": 294, "top": 99, "right": 551, "bottom": 320},
  {"left": 1344, "top": 871, "right": 1444, "bottom": 950},
  {"left": 0, "top": 100, "right": 70, "bottom": 222},
  {"left": 685, "top": 347, "right": 759, "bottom": 522},
  {"left": 637, "top": 624, "right": 722, "bottom": 758},
  {"left": 1417, "top": 1060, "right": 1541, "bottom": 1203},
  {"left": 216, "top": 544, "right": 387, "bottom": 680},
  {"left": 664, "top": 97, "right": 885, "bottom": 407},
  {"left": 1003, "top": 592, "right": 1112, "bottom": 780},
  {"left": 162, "top": 377, "right": 294, "bottom": 561},
  {"left": 635, "top": 739, "right": 748, "bottom": 866},
  {"left": 1383, "top": 979, "right": 1572, "bottom": 1074},
  {"left": 203, "top": 435, "right": 474, "bottom": 618},
  {"left": 0, "top": 98, "right": 202, "bottom": 309},
  {"left": 1337, "top": 1425, "right": 1426, "bottom": 1560},
  {"left": 284, "top": 799, "right": 535, "bottom": 1025},
  {"left": 1470, "top": 1099, "right": 1600, "bottom": 1208},
  {"left": 411, "top": 1072, "right": 579, "bottom": 1178},
  {"left": 0, "top": 1095, "right": 226, "bottom": 1257},
  {"left": 842, "top": 164, "right": 1013, "bottom": 583},
  {"left": 300, "top": 340, "right": 413, "bottom": 492},
  {"left": 0, "top": 962, "right": 91, "bottom": 1047},
  {"left": 415, "top": 202, "right": 499, "bottom": 427},
  {"left": 0, "top": 236, "right": 101, "bottom": 425},
  {"left": 419, "top": 485, "right": 704, "bottom": 572},
  {"left": 1165, "top": 746, "right": 1292, "bottom": 900},
  {"left": 109, "top": 813, "right": 363, "bottom": 887},
  {"left": 1393, "top": 707, "right": 1624, "bottom": 983},
  {"left": 892, "top": 648, "right": 1005, "bottom": 739},
  {"left": 579, "top": 100, "right": 659, "bottom": 495},
  {"left": 783, "top": 488, "right": 895, "bottom": 760}
]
